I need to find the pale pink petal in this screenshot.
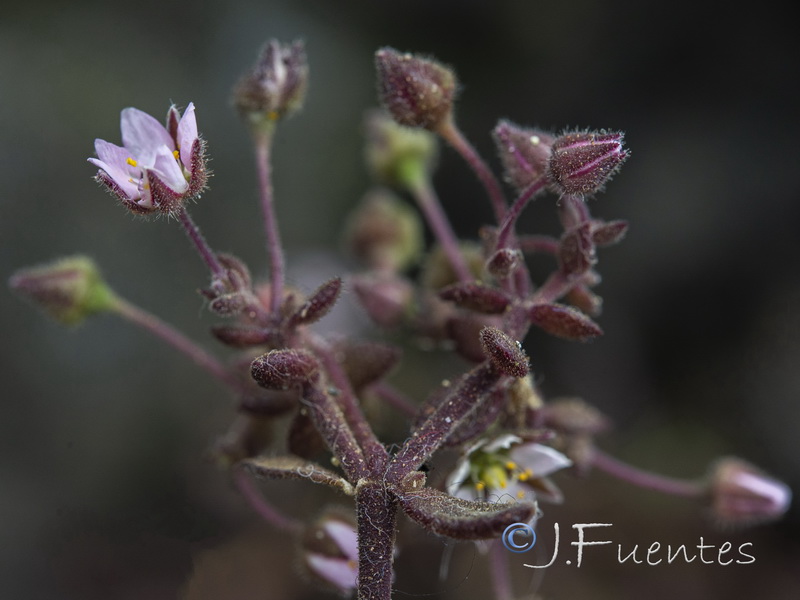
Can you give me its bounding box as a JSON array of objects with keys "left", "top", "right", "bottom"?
[
  {"left": 120, "top": 107, "right": 174, "bottom": 167},
  {"left": 306, "top": 555, "right": 358, "bottom": 592},
  {"left": 510, "top": 443, "right": 572, "bottom": 477},
  {"left": 149, "top": 145, "right": 188, "bottom": 193},
  {"left": 93, "top": 139, "right": 137, "bottom": 174},
  {"left": 89, "top": 139, "right": 140, "bottom": 200},
  {"left": 445, "top": 457, "right": 472, "bottom": 496},
  {"left": 323, "top": 520, "right": 358, "bottom": 561},
  {"left": 176, "top": 102, "right": 198, "bottom": 168}
]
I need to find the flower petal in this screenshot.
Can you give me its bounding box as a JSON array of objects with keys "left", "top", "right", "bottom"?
[
  {"left": 89, "top": 139, "right": 140, "bottom": 200},
  {"left": 176, "top": 102, "right": 198, "bottom": 168},
  {"left": 445, "top": 456, "right": 472, "bottom": 496},
  {"left": 120, "top": 107, "right": 174, "bottom": 167},
  {"left": 483, "top": 434, "right": 522, "bottom": 453},
  {"left": 510, "top": 443, "right": 572, "bottom": 477},
  {"left": 150, "top": 145, "right": 188, "bottom": 193},
  {"left": 306, "top": 555, "right": 357, "bottom": 592},
  {"left": 323, "top": 520, "right": 359, "bottom": 561}
]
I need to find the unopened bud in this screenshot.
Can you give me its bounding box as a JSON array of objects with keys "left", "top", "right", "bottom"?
[
  {"left": 344, "top": 188, "right": 423, "bottom": 271},
  {"left": 352, "top": 272, "right": 414, "bottom": 329},
  {"left": 708, "top": 457, "right": 791, "bottom": 527},
  {"left": 439, "top": 282, "right": 510, "bottom": 314},
  {"left": 486, "top": 248, "right": 523, "bottom": 279},
  {"left": 363, "top": 110, "right": 438, "bottom": 188},
  {"left": 548, "top": 130, "right": 628, "bottom": 196},
  {"left": 480, "top": 327, "right": 529, "bottom": 378},
  {"left": 251, "top": 349, "right": 319, "bottom": 389},
  {"left": 9, "top": 256, "right": 115, "bottom": 325},
  {"left": 375, "top": 47, "right": 457, "bottom": 130},
  {"left": 493, "top": 120, "right": 554, "bottom": 193},
  {"left": 234, "top": 40, "right": 308, "bottom": 128},
  {"left": 302, "top": 513, "right": 359, "bottom": 593},
  {"left": 529, "top": 302, "right": 603, "bottom": 341}
]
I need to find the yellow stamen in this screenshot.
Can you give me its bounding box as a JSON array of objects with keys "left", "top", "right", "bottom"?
[
  {"left": 499, "top": 479, "right": 507, "bottom": 489},
  {"left": 172, "top": 150, "right": 180, "bottom": 159},
  {"left": 126, "top": 157, "right": 138, "bottom": 167},
  {"left": 268, "top": 110, "right": 280, "bottom": 121},
  {"left": 505, "top": 461, "right": 517, "bottom": 471},
  {"left": 475, "top": 481, "right": 486, "bottom": 491},
  {"left": 518, "top": 469, "right": 533, "bottom": 482},
  {"left": 517, "top": 490, "right": 526, "bottom": 499}
]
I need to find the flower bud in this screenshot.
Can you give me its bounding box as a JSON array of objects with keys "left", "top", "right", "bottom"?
[
  {"left": 302, "top": 513, "right": 359, "bottom": 594},
  {"left": 251, "top": 349, "right": 319, "bottom": 389},
  {"left": 352, "top": 272, "right": 414, "bottom": 329},
  {"left": 234, "top": 40, "right": 308, "bottom": 127},
  {"left": 375, "top": 47, "right": 457, "bottom": 130},
  {"left": 529, "top": 302, "right": 603, "bottom": 341},
  {"left": 708, "top": 457, "right": 791, "bottom": 527},
  {"left": 479, "top": 327, "right": 529, "bottom": 378},
  {"left": 485, "top": 248, "right": 523, "bottom": 279},
  {"left": 9, "top": 256, "right": 115, "bottom": 325},
  {"left": 344, "top": 188, "right": 424, "bottom": 271},
  {"left": 363, "top": 110, "right": 438, "bottom": 188},
  {"left": 493, "top": 120, "right": 554, "bottom": 193},
  {"left": 548, "top": 130, "right": 628, "bottom": 196}
]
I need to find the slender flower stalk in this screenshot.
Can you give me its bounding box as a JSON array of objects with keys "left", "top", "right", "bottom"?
[
  {"left": 176, "top": 206, "right": 226, "bottom": 278},
  {"left": 436, "top": 116, "right": 507, "bottom": 224},
  {"left": 111, "top": 296, "right": 245, "bottom": 393},
  {"left": 253, "top": 129, "right": 286, "bottom": 316},
  {"left": 408, "top": 177, "right": 472, "bottom": 283},
  {"left": 592, "top": 449, "right": 705, "bottom": 498},
  {"left": 232, "top": 468, "right": 303, "bottom": 533},
  {"left": 495, "top": 177, "right": 548, "bottom": 251}
]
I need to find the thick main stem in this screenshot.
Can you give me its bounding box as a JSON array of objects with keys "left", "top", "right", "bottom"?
[
  {"left": 409, "top": 178, "right": 472, "bottom": 283},
  {"left": 592, "top": 449, "right": 705, "bottom": 498},
  {"left": 437, "top": 116, "right": 507, "bottom": 224},
  {"left": 356, "top": 482, "right": 398, "bottom": 600},
  {"left": 111, "top": 297, "right": 244, "bottom": 393},
  {"left": 253, "top": 129, "right": 285, "bottom": 316},
  {"left": 176, "top": 206, "right": 226, "bottom": 278}
]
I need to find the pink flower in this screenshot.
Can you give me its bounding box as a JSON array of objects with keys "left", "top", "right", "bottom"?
[
  {"left": 88, "top": 103, "right": 206, "bottom": 215},
  {"left": 305, "top": 517, "right": 359, "bottom": 593},
  {"left": 709, "top": 457, "right": 792, "bottom": 527}
]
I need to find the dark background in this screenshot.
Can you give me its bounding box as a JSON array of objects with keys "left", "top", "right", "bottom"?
[{"left": 2, "top": 1, "right": 799, "bottom": 598}]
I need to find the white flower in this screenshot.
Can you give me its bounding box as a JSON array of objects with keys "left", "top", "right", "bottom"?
[{"left": 446, "top": 434, "right": 572, "bottom": 504}]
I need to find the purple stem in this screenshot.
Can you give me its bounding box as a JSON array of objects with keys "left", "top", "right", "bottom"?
[
  {"left": 489, "top": 539, "right": 513, "bottom": 600},
  {"left": 409, "top": 178, "right": 472, "bottom": 283},
  {"left": 495, "top": 177, "right": 548, "bottom": 250},
  {"left": 592, "top": 449, "right": 705, "bottom": 498},
  {"left": 232, "top": 469, "right": 302, "bottom": 533},
  {"left": 253, "top": 130, "right": 285, "bottom": 316},
  {"left": 111, "top": 297, "right": 245, "bottom": 394},
  {"left": 437, "top": 116, "right": 507, "bottom": 224},
  {"left": 518, "top": 235, "right": 560, "bottom": 255},
  {"left": 355, "top": 481, "right": 398, "bottom": 600},
  {"left": 176, "top": 206, "right": 226, "bottom": 278}
]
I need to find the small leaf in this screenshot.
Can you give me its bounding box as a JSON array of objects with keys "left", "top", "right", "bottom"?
[
  {"left": 211, "top": 324, "right": 275, "bottom": 348},
  {"left": 396, "top": 486, "right": 536, "bottom": 540},
  {"left": 480, "top": 327, "right": 529, "bottom": 378},
  {"left": 591, "top": 219, "right": 628, "bottom": 247},
  {"left": 558, "top": 223, "right": 595, "bottom": 275},
  {"left": 209, "top": 292, "right": 247, "bottom": 316},
  {"left": 529, "top": 303, "right": 603, "bottom": 341},
  {"left": 241, "top": 455, "right": 354, "bottom": 495},
  {"left": 439, "top": 282, "right": 511, "bottom": 314},
  {"left": 251, "top": 349, "right": 320, "bottom": 389}
]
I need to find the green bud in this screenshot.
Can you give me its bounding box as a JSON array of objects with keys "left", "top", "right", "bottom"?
[{"left": 364, "top": 110, "right": 438, "bottom": 189}]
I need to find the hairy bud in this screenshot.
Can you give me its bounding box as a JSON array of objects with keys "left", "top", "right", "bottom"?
[
  {"left": 234, "top": 40, "right": 308, "bottom": 127},
  {"left": 9, "top": 256, "right": 115, "bottom": 326},
  {"left": 486, "top": 248, "right": 523, "bottom": 279},
  {"left": 375, "top": 47, "right": 457, "bottom": 130},
  {"left": 493, "top": 120, "right": 554, "bottom": 193},
  {"left": 251, "top": 349, "right": 319, "bottom": 389},
  {"left": 708, "top": 458, "right": 792, "bottom": 527},
  {"left": 479, "top": 327, "right": 529, "bottom": 378},
  {"left": 548, "top": 130, "right": 628, "bottom": 196}
]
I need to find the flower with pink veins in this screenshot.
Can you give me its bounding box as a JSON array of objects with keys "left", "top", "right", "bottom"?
[
  {"left": 446, "top": 434, "right": 572, "bottom": 505},
  {"left": 88, "top": 103, "right": 207, "bottom": 215}
]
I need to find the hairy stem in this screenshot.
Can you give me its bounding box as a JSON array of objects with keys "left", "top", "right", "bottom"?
[
  {"left": 592, "top": 449, "right": 705, "bottom": 498},
  {"left": 253, "top": 128, "right": 286, "bottom": 316},
  {"left": 437, "top": 116, "right": 507, "bottom": 224},
  {"left": 176, "top": 206, "right": 226, "bottom": 278},
  {"left": 356, "top": 481, "right": 398, "bottom": 600},
  {"left": 409, "top": 178, "right": 472, "bottom": 283},
  {"left": 111, "top": 296, "right": 244, "bottom": 393},
  {"left": 495, "top": 177, "right": 548, "bottom": 250}
]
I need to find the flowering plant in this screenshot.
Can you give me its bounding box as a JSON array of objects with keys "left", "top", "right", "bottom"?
[{"left": 10, "top": 41, "right": 790, "bottom": 600}]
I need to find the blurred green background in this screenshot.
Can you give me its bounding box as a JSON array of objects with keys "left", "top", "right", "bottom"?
[{"left": 2, "top": 1, "right": 799, "bottom": 598}]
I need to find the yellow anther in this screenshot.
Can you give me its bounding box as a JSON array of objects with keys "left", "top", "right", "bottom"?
[
  {"left": 518, "top": 469, "right": 534, "bottom": 482},
  {"left": 505, "top": 461, "right": 517, "bottom": 471},
  {"left": 268, "top": 110, "right": 280, "bottom": 121},
  {"left": 475, "top": 481, "right": 486, "bottom": 491},
  {"left": 499, "top": 479, "right": 507, "bottom": 489},
  {"left": 172, "top": 150, "right": 180, "bottom": 159},
  {"left": 126, "top": 157, "right": 138, "bottom": 167},
  {"left": 517, "top": 490, "right": 526, "bottom": 499}
]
